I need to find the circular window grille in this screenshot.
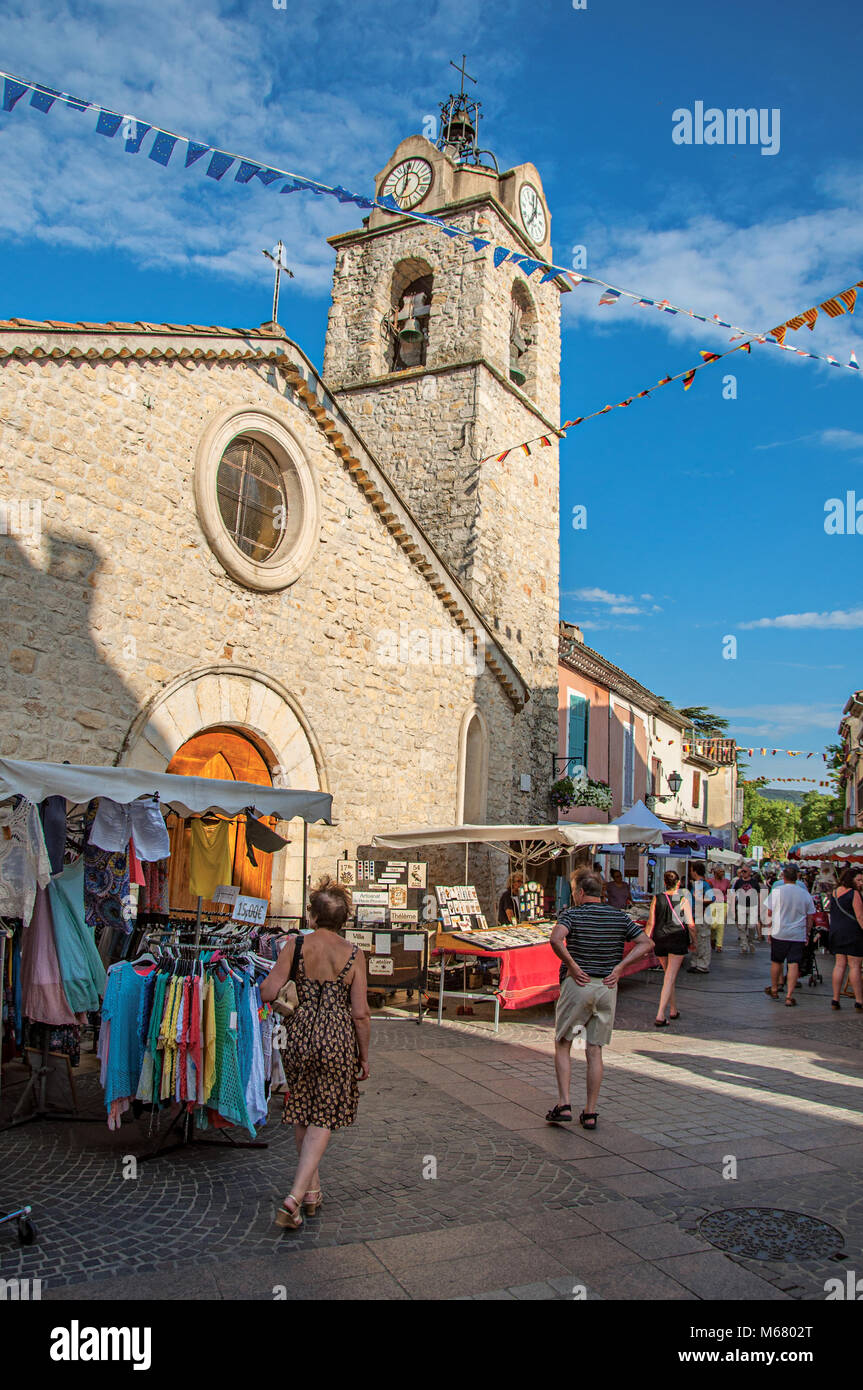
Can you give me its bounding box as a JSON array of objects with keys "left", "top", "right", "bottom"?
[{"left": 217, "top": 436, "right": 286, "bottom": 563}]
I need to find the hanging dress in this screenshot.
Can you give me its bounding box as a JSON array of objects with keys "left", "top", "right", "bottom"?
[
  {"left": 19, "top": 886, "right": 77, "bottom": 1026},
  {"left": 48, "top": 857, "right": 107, "bottom": 1013},
  {"left": 282, "top": 945, "right": 360, "bottom": 1132}
]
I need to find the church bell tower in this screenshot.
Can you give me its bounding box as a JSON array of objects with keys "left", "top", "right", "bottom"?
[{"left": 323, "top": 66, "right": 563, "bottom": 765}]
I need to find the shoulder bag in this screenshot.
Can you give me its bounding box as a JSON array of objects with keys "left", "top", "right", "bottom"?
[{"left": 273, "top": 935, "right": 304, "bottom": 1017}]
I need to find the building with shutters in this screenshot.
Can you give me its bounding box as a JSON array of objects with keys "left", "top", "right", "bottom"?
[{"left": 557, "top": 621, "right": 734, "bottom": 847}]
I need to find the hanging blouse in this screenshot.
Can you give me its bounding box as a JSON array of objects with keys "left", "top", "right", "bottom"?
[
  {"left": 0, "top": 799, "right": 52, "bottom": 924},
  {"left": 189, "top": 819, "right": 233, "bottom": 899}
]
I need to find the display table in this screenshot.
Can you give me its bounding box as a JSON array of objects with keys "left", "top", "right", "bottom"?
[{"left": 432, "top": 924, "right": 658, "bottom": 1030}]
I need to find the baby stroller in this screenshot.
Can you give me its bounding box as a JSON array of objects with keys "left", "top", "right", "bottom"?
[{"left": 800, "top": 921, "right": 828, "bottom": 988}]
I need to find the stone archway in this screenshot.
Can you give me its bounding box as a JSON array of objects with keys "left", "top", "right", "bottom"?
[{"left": 118, "top": 666, "right": 328, "bottom": 917}]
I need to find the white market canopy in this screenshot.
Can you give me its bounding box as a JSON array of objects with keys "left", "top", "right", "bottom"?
[
  {"left": 0, "top": 756, "right": 333, "bottom": 824},
  {"left": 372, "top": 821, "right": 663, "bottom": 866},
  {"left": 810, "top": 832, "right": 863, "bottom": 859},
  {"left": 707, "top": 848, "right": 744, "bottom": 865}
]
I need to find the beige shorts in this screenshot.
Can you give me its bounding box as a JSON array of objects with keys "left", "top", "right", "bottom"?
[{"left": 555, "top": 975, "right": 617, "bottom": 1047}]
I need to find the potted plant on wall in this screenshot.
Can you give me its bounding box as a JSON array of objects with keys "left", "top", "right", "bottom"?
[{"left": 551, "top": 772, "right": 613, "bottom": 814}]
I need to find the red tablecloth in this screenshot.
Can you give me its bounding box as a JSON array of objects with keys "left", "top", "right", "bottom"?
[{"left": 435, "top": 936, "right": 657, "bottom": 1010}]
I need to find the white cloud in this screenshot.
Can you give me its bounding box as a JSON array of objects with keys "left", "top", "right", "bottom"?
[
  {"left": 563, "top": 194, "right": 863, "bottom": 365},
  {"left": 756, "top": 428, "right": 863, "bottom": 453},
  {"left": 713, "top": 704, "right": 839, "bottom": 734},
  {"left": 740, "top": 607, "right": 863, "bottom": 630},
  {"left": 567, "top": 587, "right": 633, "bottom": 605}
]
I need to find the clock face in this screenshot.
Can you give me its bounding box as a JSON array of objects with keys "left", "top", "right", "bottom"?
[
  {"left": 380, "top": 158, "right": 434, "bottom": 211},
  {"left": 519, "top": 183, "right": 547, "bottom": 245}
]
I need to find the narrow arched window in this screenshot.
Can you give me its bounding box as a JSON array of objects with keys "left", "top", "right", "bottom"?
[{"left": 390, "top": 273, "right": 433, "bottom": 371}]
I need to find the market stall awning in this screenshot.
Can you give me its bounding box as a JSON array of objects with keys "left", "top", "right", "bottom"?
[
  {"left": 0, "top": 756, "right": 333, "bottom": 823},
  {"left": 788, "top": 833, "right": 846, "bottom": 858},
  {"left": 707, "top": 848, "right": 744, "bottom": 865},
  {"left": 372, "top": 822, "right": 664, "bottom": 861},
  {"left": 809, "top": 832, "right": 863, "bottom": 859}
]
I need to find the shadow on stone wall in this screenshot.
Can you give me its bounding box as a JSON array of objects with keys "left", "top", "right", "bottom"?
[{"left": 0, "top": 529, "right": 141, "bottom": 763}]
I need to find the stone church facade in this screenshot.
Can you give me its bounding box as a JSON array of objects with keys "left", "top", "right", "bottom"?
[{"left": 0, "top": 128, "right": 563, "bottom": 915}]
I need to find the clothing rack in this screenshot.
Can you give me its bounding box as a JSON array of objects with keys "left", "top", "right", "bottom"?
[{"left": 127, "top": 929, "right": 275, "bottom": 1163}]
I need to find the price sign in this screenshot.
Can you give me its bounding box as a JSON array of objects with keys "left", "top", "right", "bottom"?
[
  {"left": 231, "top": 895, "right": 268, "bottom": 926},
  {"left": 212, "top": 884, "right": 239, "bottom": 905},
  {"left": 368, "top": 957, "right": 394, "bottom": 976}
]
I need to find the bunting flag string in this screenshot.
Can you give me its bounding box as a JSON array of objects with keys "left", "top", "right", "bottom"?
[
  {"left": 718, "top": 748, "right": 830, "bottom": 760},
  {"left": 3, "top": 67, "right": 862, "bottom": 390},
  {"left": 483, "top": 278, "right": 863, "bottom": 461}
]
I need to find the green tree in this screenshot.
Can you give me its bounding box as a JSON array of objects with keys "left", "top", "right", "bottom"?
[
  {"left": 679, "top": 707, "right": 730, "bottom": 738},
  {"left": 798, "top": 790, "right": 842, "bottom": 842},
  {"left": 741, "top": 778, "right": 802, "bottom": 857}
]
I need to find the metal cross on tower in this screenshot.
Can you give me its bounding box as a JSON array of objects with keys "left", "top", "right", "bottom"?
[{"left": 449, "top": 54, "right": 476, "bottom": 96}]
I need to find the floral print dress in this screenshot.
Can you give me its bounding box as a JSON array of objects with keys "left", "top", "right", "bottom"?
[{"left": 281, "top": 945, "right": 360, "bottom": 1131}]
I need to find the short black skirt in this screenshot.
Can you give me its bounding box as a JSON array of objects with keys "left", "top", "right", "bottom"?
[{"left": 652, "top": 929, "right": 690, "bottom": 957}]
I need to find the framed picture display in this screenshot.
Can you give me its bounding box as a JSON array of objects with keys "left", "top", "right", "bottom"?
[
  {"left": 408, "top": 862, "right": 427, "bottom": 888},
  {"left": 388, "top": 884, "right": 408, "bottom": 909},
  {"left": 337, "top": 860, "right": 357, "bottom": 886}
]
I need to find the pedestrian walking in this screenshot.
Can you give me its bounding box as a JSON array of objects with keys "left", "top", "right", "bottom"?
[
  {"left": 261, "top": 877, "right": 371, "bottom": 1230},
  {"left": 763, "top": 865, "right": 815, "bottom": 1007},
  {"left": 686, "top": 862, "right": 715, "bottom": 973},
  {"left": 547, "top": 872, "right": 652, "bottom": 1129},
  {"left": 646, "top": 870, "right": 696, "bottom": 1026},
  {"left": 829, "top": 866, "right": 863, "bottom": 1011},
  {"left": 708, "top": 867, "right": 730, "bottom": 952},
  {"left": 730, "top": 863, "right": 762, "bottom": 954}
]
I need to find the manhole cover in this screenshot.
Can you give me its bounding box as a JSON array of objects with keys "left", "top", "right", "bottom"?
[{"left": 698, "top": 1208, "right": 844, "bottom": 1261}]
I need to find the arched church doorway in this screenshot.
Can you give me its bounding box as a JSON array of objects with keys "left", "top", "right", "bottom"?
[{"left": 165, "top": 726, "right": 280, "bottom": 912}]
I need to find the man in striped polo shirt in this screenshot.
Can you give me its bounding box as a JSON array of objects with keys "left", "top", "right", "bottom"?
[{"left": 547, "top": 872, "right": 652, "bottom": 1129}]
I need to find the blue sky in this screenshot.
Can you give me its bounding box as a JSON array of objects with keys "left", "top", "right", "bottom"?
[{"left": 1, "top": 0, "right": 860, "bottom": 791}]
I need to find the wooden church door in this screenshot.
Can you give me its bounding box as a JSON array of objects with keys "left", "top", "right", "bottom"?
[{"left": 165, "top": 728, "right": 277, "bottom": 912}]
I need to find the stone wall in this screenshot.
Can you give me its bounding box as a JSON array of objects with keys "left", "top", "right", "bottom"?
[{"left": 0, "top": 335, "right": 532, "bottom": 907}]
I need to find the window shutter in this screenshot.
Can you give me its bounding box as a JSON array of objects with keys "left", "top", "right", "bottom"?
[{"left": 567, "top": 695, "right": 589, "bottom": 775}]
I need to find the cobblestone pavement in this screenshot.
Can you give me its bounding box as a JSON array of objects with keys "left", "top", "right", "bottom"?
[{"left": 1, "top": 941, "right": 861, "bottom": 1300}]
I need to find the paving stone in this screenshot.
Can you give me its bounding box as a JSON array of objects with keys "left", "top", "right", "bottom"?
[
  {"left": 577, "top": 1200, "right": 665, "bottom": 1233},
  {"left": 583, "top": 1260, "right": 698, "bottom": 1301},
  {"left": 614, "top": 1223, "right": 713, "bottom": 1260},
  {"left": 394, "top": 1247, "right": 570, "bottom": 1300},
  {"left": 507, "top": 1209, "right": 598, "bottom": 1243},
  {"left": 654, "top": 1251, "right": 792, "bottom": 1300},
  {"left": 540, "top": 1232, "right": 644, "bottom": 1275},
  {"left": 602, "top": 1171, "right": 682, "bottom": 1198},
  {"left": 367, "top": 1220, "right": 532, "bottom": 1272}
]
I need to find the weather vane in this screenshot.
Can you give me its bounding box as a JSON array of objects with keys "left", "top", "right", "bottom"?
[{"left": 261, "top": 240, "right": 294, "bottom": 325}]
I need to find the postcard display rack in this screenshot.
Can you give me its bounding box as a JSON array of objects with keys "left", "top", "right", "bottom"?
[{"left": 337, "top": 859, "right": 430, "bottom": 1024}]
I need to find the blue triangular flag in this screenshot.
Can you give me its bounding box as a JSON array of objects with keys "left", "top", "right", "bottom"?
[
  {"left": 493, "top": 247, "right": 511, "bottom": 268},
  {"left": 376, "top": 193, "right": 402, "bottom": 213},
  {"left": 124, "top": 121, "right": 151, "bottom": 154},
  {"left": 2, "top": 78, "right": 30, "bottom": 112},
  {"left": 206, "top": 151, "right": 235, "bottom": 180},
  {"left": 149, "top": 132, "right": 178, "bottom": 166},
  {"left": 29, "top": 84, "right": 61, "bottom": 114},
  {"left": 254, "top": 167, "right": 285, "bottom": 187},
  {"left": 540, "top": 267, "right": 560, "bottom": 282},
  {"left": 185, "top": 141, "right": 210, "bottom": 167},
  {"left": 96, "top": 110, "right": 123, "bottom": 138},
  {"left": 470, "top": 237, "right": 491, "bottom": 251},
  {"left": 510, "top": 255, "right": 545, "bottom": 276},
  {"left": 234, "top": 161, "right": 262, "bottom": 184}
]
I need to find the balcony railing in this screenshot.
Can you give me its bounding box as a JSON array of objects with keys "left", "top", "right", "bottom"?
[{"left": 684, "top": 737, "right": 738, "bottom": 765}]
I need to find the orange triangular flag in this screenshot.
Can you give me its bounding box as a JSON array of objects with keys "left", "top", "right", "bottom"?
[
  {"left": 803, "top": 307, "right": 818, "bottom": 330},
  {"left": 699, "top": 351, "right": 721, "bottom": 363},
  {"left": 785, "top": 314, "right": 806, "bottom": 331},
  {"left": 521, "top": 443, "right": 531, "bottom": 455},
  {"left": 840, "top": 288, "right": 857, "bottom": 313},
  {"left": 771, "top": 325, "right": 787, "bottom": 345},
  {"left": 820, "top": 296, "right": 845, "bottom": 318},
  {"left": 599, "top": 405, "right": 612, "bottom": 414},
  {"left": 682, "top": 369, "right": 696, "bottom": 390},
  {"left": 656, "top": 376, "right": 672, "bottom": 386},
  {"left": 496, "top": 450, "right": 510, "bottom": 462},
  {"left": 539, "top": 436, "right": 552, "bottom": 447}
]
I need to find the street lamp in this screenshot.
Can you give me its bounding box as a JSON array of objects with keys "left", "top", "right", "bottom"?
[{"left": 668, "top": 771, "right": 683, "bottom": 795}]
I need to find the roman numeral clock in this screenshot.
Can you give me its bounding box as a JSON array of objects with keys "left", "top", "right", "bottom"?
[{"left": 380, "top": 157, "right": 434, "bottom": 210}]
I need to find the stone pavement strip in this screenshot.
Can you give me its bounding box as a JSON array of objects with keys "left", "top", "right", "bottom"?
[{"left": 1, "top": 944, "right": 860, "bottom": 1300}]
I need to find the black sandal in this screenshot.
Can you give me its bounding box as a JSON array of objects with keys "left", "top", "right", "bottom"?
[
  {"left": 546, "top": 1103, "right": 572, "bottom": 1123},
  {"left": 579, "top": 1111, "right": 598, "bottom": 1130},
  {"left": 831, "top": 1000, "right": 841, "bottom": 1010},
  {"left": 654, "top": 1018, "right": 669, "bottom": 1028},
  {"left": 669, "top": 1010, "right": 680, "bottom": 1020}
]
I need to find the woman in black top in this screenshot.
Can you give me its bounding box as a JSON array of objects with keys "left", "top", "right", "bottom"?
[
  {"left": 829, "top": 865, "right": 863, "bottom": 1010},
  {"left": 647, "top": 870, "right": 696, "bottom": 1027}
]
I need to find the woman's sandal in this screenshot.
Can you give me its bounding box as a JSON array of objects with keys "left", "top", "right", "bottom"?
[
  {"left": 785, "top": 996, "right": 797, "bottom": 1006},
  {"left": 831, "top": 1000, "right": 841, "bottom": 1010},
  {"left": 654, "top": 1018, "right": 669, "bottom": 1027},
  {"left": 302, "top": 1189, "right": 323, "bottom": 1216},
  {"left": 764, "top": 986, "right": 779, "bottom": 999},
  {"left": 275, "top": 1194, "right": 304, "bottom": 1230},
  {"left": 545, "top": 1103, "right": 572, "bottom": 1124},
  {"left": 669, "top": 1011, "right": 681, "bottom": 1020},
  {"left": 579, "top": 1110, "right": 598, "bottom": 1130}
]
